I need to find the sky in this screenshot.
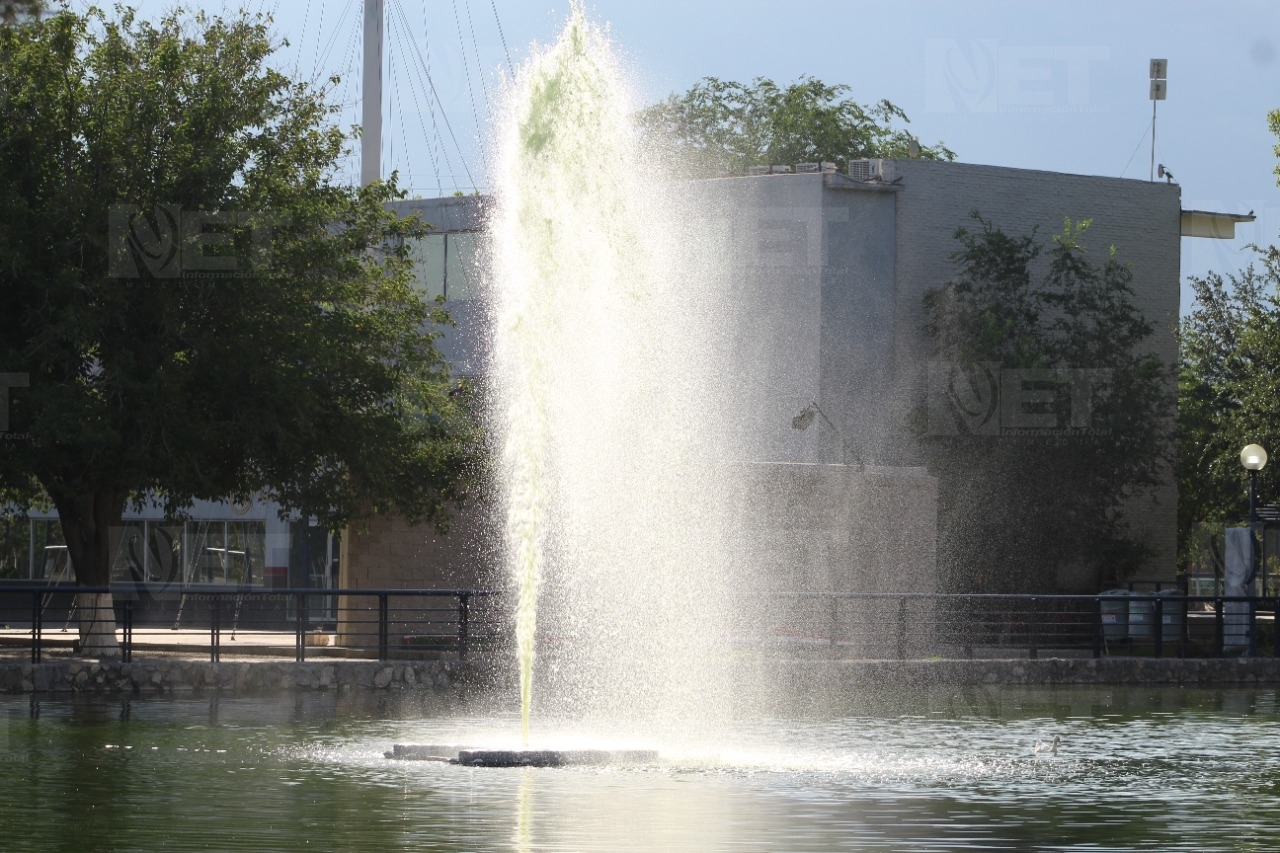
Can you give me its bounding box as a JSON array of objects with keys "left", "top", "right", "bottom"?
[{"left": 85, "top": 0, "right": 1280, "bottom": 315}]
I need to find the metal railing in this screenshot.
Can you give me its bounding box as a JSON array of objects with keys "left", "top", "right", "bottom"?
[
  {"left": 2, "top": 587, "right": 1276, "bottom": 663},
  {"left": 0, "top": 585, "right": 503, "bottom": 664},
  {"left": 749, "top": 592, "right": 1275, "bottom": 660}
]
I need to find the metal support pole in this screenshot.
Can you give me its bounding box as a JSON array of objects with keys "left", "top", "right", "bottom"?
[
  {"left": 378, "top": 594, "right": 389, "bottom": 661},
  {"left": 295, "top": 593, "right": 307, "bottom": 662},
  {"left": 458, "top": 593, "right": 470, "bottom": 661},
  {"left": 1093, "top": 596, "right": 1103, "bottom": 659},
  {"left": 1028, "top": 597, "right": 1038, "bottom": 660},
  {"left": 895, "top": 596, "right": 907, "bottom": 659},
  {"left": 122, "top": 600, "right": 133, "bottom": 664},
  {"left": 361, "top": 0, "right": 384, "bottom": 186},
  {"left": 1215, "top": 596, "right": 1224, "bottom": 657},
  {"left": 1149, "top": 98, "right": 1157, "bottom": 182},
  {"left": 1153, "top": 596, "right": 1164, "bottom": 659},
  {"left": 963, "top": 596, "right": 973, "bottom": 659},
  {"left": 829, "top": 596, "right": 838, "bottom": 646},
  {"left": 31, "top": 592, "right": 40, "bottom": 665},
  {"left": 1274, "top": 597, "right": 1280, "bottom": 658},
  {"left": 210, "top": 601, "right": 220, "bottom": 663}
]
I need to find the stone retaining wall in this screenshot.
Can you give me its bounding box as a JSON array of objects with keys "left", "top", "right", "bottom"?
[
  {"left": 777, "top": 657, "right": 1280, "bottom": 691},
  {"left": 5, "top": 656, "right": 1280, "bottom": 696},
  {"left": 0, "top": 658, "right": 476, "bottom": 695}
]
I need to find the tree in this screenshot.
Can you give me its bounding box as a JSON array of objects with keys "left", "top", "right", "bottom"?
[
  {"left": 921, "top": 214, "right": 1173, "bottom": 593},
  {"left": 636, "top": 76, "right": 954, "bottom": 178},
  {"left": 0, "top": 8, "right": 477, "bottom": 655},
  {"left": 1175, "top": 109, "right": 1280, "bottom": 573},
  {"left": 1178, "top": 255, "right": 1280, "bottom": 568}
]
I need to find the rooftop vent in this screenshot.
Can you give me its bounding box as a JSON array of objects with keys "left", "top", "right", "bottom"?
[
  {"left": 794, "top": 162, "right": 839, "bottom": 174},
  {"left": 848, "top": 159, "right": 895, "bottom": 183}
]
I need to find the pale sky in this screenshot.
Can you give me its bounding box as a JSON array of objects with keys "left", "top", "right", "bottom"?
[{"left": 79, "top": 0, "right": 1280, "bottom": 314}]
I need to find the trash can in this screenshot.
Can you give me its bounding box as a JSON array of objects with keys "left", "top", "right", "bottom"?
[
  {"left": 1128, "top": 595, "right": 1154, "bottom": 640},
  {"left": 1155, "top": 589, "right": 1185, "bottom": 644},
  {"left": 1099, "top": 590, "right": 1129, "bottom": 642}
]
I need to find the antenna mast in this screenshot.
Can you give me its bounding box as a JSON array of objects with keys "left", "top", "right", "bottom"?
[
  {"left": 362, "top": 0, "right": 384, "bottom": 186},
  {"left": 1149, "top": 59, "right": 1167, "bottom": 182}
]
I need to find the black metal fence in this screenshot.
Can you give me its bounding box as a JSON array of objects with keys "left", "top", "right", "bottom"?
[
  {"left": 0, "top": 585, "right": 504, "bottom": 664},
  {"left": 752, "top": 592, "right": 1274, "bottom": 660},
  {"left": 2, "top": 586, "right": 1276, "bottom": 663}
]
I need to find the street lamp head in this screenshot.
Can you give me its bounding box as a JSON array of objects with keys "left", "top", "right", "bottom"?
[{"left": 1242, "top": 443, "right": 1268, "bottom": 471}]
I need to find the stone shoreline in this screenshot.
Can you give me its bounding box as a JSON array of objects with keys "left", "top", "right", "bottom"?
[
  {"left": 779, "top": 657, "right": 1280, "bottom": 690},
  {"left": 0, "top": 658, "right": 475, "bottom": 694},
  {"left": 4, "top": 655, "right": 1280, "bottom": 695}
]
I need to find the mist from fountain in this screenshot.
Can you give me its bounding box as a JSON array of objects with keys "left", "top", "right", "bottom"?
[{"left": 490, "top": 4, "right": 755, "bottom": 748}]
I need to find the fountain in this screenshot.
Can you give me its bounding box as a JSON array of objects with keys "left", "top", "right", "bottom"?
[
  {"left": 389, "top": 4, "right": 762, "bottom": 766},
  {"left": 488, "top": 2, "right": 754, "bottom": 759}
]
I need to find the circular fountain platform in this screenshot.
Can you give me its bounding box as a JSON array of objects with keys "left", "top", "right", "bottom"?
[{"left": 387, "top": 744, "right": 659, "bottom": 767}]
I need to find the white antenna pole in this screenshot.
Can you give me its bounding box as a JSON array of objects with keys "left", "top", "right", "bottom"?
[
  {"left": 361, "top": 0, "right": 384, "bottom": 186},
  {"left": 1148, "top": 59, "right": 1167, "bottom": 182},
  {"left": 1150, "top": 98, "right": 1157, "bottom": 182}
]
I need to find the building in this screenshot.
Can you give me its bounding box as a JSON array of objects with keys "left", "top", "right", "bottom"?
[
  {"left": 5, "top": 160, "right": 1224, "bottom": 605},
  {"left": 342, "top": 158, "right": 1209, "bottom": 598}
]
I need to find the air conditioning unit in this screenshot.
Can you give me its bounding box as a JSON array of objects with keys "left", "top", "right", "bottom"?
[
  {"left": 794, "top": 162, "right": 820, "bottom": 173},
  {"left": 770, "top": 164, "right": 792, "bottom": 174},
  {"left": 847, "top": 159, "right": 894, "bottom": 182},
  {"left": 747, "top": 165, "right": 770, "bottom": 176}
]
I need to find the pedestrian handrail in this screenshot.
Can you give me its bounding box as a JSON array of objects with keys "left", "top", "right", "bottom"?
[
  {"left": 742, "top": 591, "right": 1274, "bottom": 660},
  {"left": 0, "top": 585, "right": 503, "bottom": 664},
  {"left": 3, "top": 586, "right": 1276, "bottom": 663}
]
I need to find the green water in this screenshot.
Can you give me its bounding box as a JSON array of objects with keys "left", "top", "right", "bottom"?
[{"left": 3, "top": 687, "right": 1280, "bottom": 852}]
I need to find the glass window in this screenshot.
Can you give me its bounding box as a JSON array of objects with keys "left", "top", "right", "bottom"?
[
  {"left": 109, "top": 522, "right": 149, "bottom": 583},
  {"left": 446, "top": 232, "right": 483, "bottom": 300},
  {"left": 31, "top": 519, "right": 69, "bottom": 581},
  {"left": 408, "top": 234, "right": 446, "bottom": 301},
  {"left": 186, "top": 520, "right": 266, "bottom": 586},
  {"left": 0, "top": 514, "right": 31, "bottom": 580}
]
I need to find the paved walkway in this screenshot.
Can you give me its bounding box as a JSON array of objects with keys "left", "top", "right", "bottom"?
[{"left": 0, "top": 627, "right": 354, "bottom": 659}]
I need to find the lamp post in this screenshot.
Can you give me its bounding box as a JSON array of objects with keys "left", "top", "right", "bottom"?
[
  {"left": 1242, "top": 444, "right": 1268, "bottom": 594},
  {"left": 792, "top": 401, "right": 851, "bottom": 465}
]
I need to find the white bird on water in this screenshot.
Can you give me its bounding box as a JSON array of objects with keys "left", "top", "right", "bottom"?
[{"left": 1034, "top": 736, "right": 1062, "bottom": 756}]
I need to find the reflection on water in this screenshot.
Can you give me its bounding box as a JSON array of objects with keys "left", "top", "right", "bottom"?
[{"left": 1, "top": 687, "right": 1279, "bottom": 852}]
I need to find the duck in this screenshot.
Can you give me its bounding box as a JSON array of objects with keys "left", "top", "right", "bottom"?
[{"left": 1033, "top": 735, "right": 1062, "bottom": 756}]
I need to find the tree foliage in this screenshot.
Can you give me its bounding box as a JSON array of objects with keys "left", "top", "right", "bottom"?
[
  {"left": 921, "top": 214, "right": 1173, "bottom": 593},
  {"left": 0, "top": 7, "right": 477, "bottom": 649},
  {"left": 637, "top": 76, "right": 954, "bottom": 178},
  {"left": 1177, "top": 109, "right": 1280, "bottom": 572},
  {"left": 1178, "top": 254, "right": 1280, "bottom": 564}
]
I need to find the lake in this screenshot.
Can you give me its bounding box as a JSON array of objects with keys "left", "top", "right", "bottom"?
[{"left": 1, "top": 686, "right": 1277, "bottom": 852}]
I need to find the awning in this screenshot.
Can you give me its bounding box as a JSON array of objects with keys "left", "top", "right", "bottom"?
[{"left": 1181, "top": 209, "right": 1256, "bottom": 239}]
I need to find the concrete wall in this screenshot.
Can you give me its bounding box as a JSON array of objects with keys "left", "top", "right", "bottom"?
[
  {"left": 887, "top": 160, "right": 1181, "bottom": 579},
  {"left": 389, "top": 196, "right": 489, "bottom": 377},
  {"left": 821, "top": 177, "right": 898, "bottom": 465},
  {"left": 733, "top": 462, "right": 938, "bottom": 594},
  {"left": 337, "top": 503, "right": 497, "bottom": 644},
  {"left": 348, "top": 162, "right": 1181, "bottom": 599}
]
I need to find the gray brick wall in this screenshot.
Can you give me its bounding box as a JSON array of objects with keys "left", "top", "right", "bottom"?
[{"left": 886, "top": 160, "right": 1181, "bottom": 579}]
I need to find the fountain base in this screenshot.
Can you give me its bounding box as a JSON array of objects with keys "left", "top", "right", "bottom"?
[{"left": 387, "top": 744, "right": 659, "bottom": 767}]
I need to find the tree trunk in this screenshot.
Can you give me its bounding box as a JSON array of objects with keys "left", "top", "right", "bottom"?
[
  {"left": 50, "top": 489, "right": 127, "bottom": 659},
  {"left": 76, "top": 591, "right": 119, "bottom": 658}
]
